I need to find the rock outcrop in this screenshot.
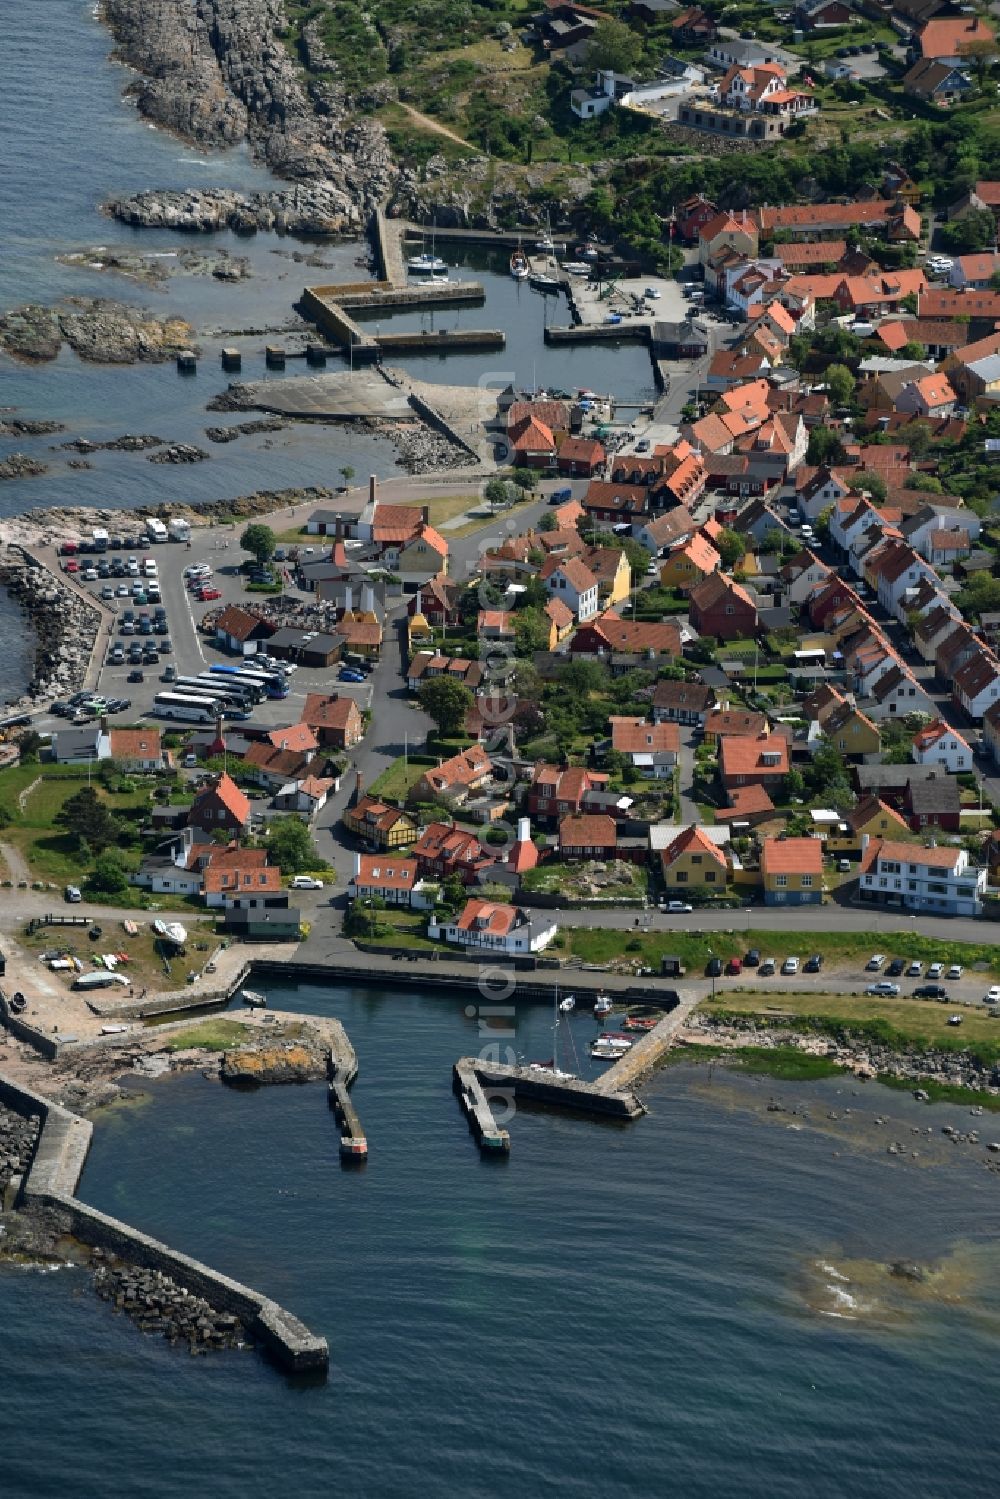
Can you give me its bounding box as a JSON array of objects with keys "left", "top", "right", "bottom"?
[
  {"left": 0, "top": 301, "right": 195, "bottom": 364},
  {"left": 221, "top": 1042, "right": 327, "bottom": 1085},
  {"left": 101, "top": 0, "right": 395, "bottom": 231}
]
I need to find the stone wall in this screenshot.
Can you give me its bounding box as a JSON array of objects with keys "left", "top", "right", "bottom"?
[{"left": 0, "top": 1070, "right": 329, "bottom": 1375}]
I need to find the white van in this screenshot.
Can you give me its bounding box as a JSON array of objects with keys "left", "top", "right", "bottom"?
[{"left": 143, "top": 558, "right": 158, "bottom": 577}]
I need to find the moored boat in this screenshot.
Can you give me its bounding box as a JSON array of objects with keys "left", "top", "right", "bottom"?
[
  {"left": 510, "top": 248, "right": 529, "bottom": 280},
  {"left": 594, "top": 994, "right": 613, "bottom": 1016},
  {"left": 559, "top": 994, "right": 576, "bottom": 1012},
  {"left": 623, "top": 1014, "right": 659, "bottom": 1032},
  {"left": 529, "top": 272, "right": 560, "bottom": 292},
  {"left": 241, "top": 989, "right": 267, "bottom": 1008},
  {"left": 590, "top": 1039, "right": 629, "bottom": 1060},
  {"left": 407, "top": 251, "right": 447, "bottom": 274}
]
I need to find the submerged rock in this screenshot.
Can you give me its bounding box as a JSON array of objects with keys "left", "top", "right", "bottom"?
[
  {"left": 888, "top": 1260, "right": 926, "bottom": 1283},
  {"left": 0, "top": 300, "right": 195, "bottom": 364}
]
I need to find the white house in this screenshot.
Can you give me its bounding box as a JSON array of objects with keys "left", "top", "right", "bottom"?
[
  {"left": 351, "top": 853, "right": 436, "bottom": 910},
  {"left": 911, "top": 718, "right": 971, "bottom": 772},
  {"left": 429, "top": 898, "right": 557, "bottom": 954},
  {"left": 902, "top": 505, "right": 981, "bottom": 557},
  {"left": 864, "top": 663, "right": 937, "bottom": 720},
  {"left": 859, "top": 835, "right": 987, "bottom": 918},
  {"left": 797, "top": 466, "right": 851, "bottom": 522},
  {"left": 952, "top": 649, "right": 1000, "bottom": 722},
  {"left": 782, "top": 549, "right": 830, "bottom": 605},
  {"left": 543, "top": 557, "right": 599, "bottom": 622}
]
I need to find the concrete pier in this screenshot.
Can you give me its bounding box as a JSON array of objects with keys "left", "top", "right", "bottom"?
[
  {"left": 545, "top": 322, "right": 652, "bottom": 345},
  {"left": 596, "top": 997, "right": 700, "bottom": 1094},
  {"left": 328, "top": 1064, "right": 367, "bottom": 1163},
  {"left": 453, "top": 1056, "right": 646, "bottom": 1150},
  {"left": 453, "top": 1060, "right": 511, "bottom": 1153},
  {"left": 265, "top": 345, "right": 286, "bottom": 368},
  {"left": 176, "top": 350, "right": 197, "bottom": 373},
  {"left": 221, "top": 346, "right": 242, "bottom": 372}
]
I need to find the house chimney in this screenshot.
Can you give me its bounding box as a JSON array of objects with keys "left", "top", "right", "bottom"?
[
  {"left": 354, "top": 769, "right": 363, "bottom": 804},
  {"left": 414, "top": 588, "right": 422, "bottom": 614},
  {"left": 369, "top": 474, "right": 377, "bottom": 505},
  {"left": 517, "top": 816, "right": 531, "bottom": 844},
  {"left": 362, "top": 583, "right": 376, "bottom": 614},
  {"left": 422, "top": 504, "right": 430, "bottom": 524},
  {"left": 100, "top": 714, "right": 109, "bottom": 733},
  {"left": 354, "top": 851, "right": 361, "bottom": 877},
  {"left": 335, "top": 513, "right": 344, "bottom": 541}
]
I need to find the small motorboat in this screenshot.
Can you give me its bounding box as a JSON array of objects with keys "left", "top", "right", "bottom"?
[
  {"left": 559, "top": 994, "right": 576, "bottom": 1012},
  {"left": 241, "top": 989, "right": 267, "bottom": 1008},
  {"left": 594, "top": 995, "right": 614, "bottom": 1017},
  {"left": 561, "top": 261, "right": 591, "bottom": 276},
  {"left": 9, "top": 992, "right": 27, "bottom": 1014},
  {"left": 590, "top": 1039, "right": 629, "bottom": 1060},
  {"left": 529, "top": 272, "right": 560, "bottom": 292},
  {"left": 510, "top": 248, "right": 529, "bottom": 281},
  {"left": 535, "top": 234, "right": 555, "bottom": 252},
  {"left": 599, "top": 1032, "right": 633, "bottom": 1048},
  {"left": 623, "top": 1014, "right": 659, "bottom": 1032}
]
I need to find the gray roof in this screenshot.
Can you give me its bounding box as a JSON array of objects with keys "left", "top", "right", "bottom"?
[
  {"left": 908, "top": 778, "right": 960, "bottom": 814},
  {"left": 267, "top": 627, "right": 340, "bottom": 653},
  {"left": 52, "top": 727, "right": 101, "bottom": 759},
  {"left": 855, "top": 764, "right": 940, "bottom": 791}
]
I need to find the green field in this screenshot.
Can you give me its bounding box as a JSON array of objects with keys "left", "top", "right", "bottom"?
[
  {"left": 367, "top": 754, "right": 436, "bottom": 803},
  {"left": 702, "top": 991, "right": 1000, "bottom": 1057}
]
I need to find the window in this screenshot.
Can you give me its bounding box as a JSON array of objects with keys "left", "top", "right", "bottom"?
[
  {"left": 676, "top": 871, "right": 689, "bottom": 883},
  {"left": 801, "top": 875, "right": 813, "bottom": 888},
  {"left": 775, "top": 874, "right": 788, "bottom": 887}
]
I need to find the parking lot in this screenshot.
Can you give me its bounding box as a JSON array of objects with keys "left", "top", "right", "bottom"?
[{"left": 40, "top": 522, "right": 376, "bottom": 737}]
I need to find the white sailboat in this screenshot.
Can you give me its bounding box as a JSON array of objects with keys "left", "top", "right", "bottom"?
[
  {"left": 559, "top": 993, "right": 576, "bottom": 1012},
  {"left": 510, "top": 234, "right": 529, "bottom": 280},
  {"left": 407, "top": 218, "right": 447, "bottom": 274}
]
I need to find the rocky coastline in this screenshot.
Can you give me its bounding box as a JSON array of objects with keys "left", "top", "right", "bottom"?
[
  {"left": 683, "top": 1012, "right": 1000, "bottom": 1097},
  {"left": 100, "top": 0, "right": 394, "bottom": 232}
]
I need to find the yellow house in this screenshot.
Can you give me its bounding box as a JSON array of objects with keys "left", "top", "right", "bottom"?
[
  {"left": 343, "top": 794, "right": 418, "bottom": 849},
  {"left": 584, "top": 546, "right": 631, "bottom": 607},
  {"left": 660, "top": 826, "right": 729, "bottom": 889},
  {"left": 544, "top": 596, "right": 575, "bottom": 648},
  {"left": 407, "top": 608, "right": 433, "bottom": 656},
  {"left": 825, "top": 794, "right": 911, "bottom": 854},
  {"left": 760, "top": 836, "right": 823, "bottom": 906},
  {"left": 659, "top": 533, "right": 721, "bottom": 592},
  {"left": 398, "top": 524, "right": 449, "bottom": 580},
  {"left": 822, "top": 701, "right": 881, "bottom": 759}
]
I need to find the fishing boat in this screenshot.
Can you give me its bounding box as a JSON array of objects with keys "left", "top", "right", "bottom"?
[
  {"left": 561, "top": 261, "right": 591, "bottom": 276},
  {"left": 529, "top": 272, "right": 560, "bottom": 293},
  {"left": 594, "top": 995, "right": 614, "bottom": 1017},
  {"left": 241, "top": 989, "right": 267, "bottom": 1008},
  {"left": 510, "top": 246, "right": 529, "bottom": 280},
  {"left": 559, "top": 994, "right": 576, "bottom": 1012}
]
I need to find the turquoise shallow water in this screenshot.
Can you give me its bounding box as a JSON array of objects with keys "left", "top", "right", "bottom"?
[{"left": 4, "top": 978, "right": 1000, "bottom": 1499}]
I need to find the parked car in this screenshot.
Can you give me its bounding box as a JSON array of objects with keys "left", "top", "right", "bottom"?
[
  {"left": 290, "top": 876, "right": 325, "bottom": 890},
  {"left": 705, "top": 956, "right": 723, "bottom": 978},
  {"left": 127, "top": 669, "right": 144, "bottom": 683},
  {"left": 804, "top": 954, "right": 823, "bottom": 973},
  {"left": 782, "top": 956, "right": 799, "bottom": 975},
  {"left": 914, "top": 984, "right": 948, "bottom": 1000},
  {"left": 927, "top": 962, "right": 944, "bottom": 979},
  {"left": 663, "top": 900, "right": 693, "bottom": 914},
  {"left": 759, "top": 958, "right": 776, "bottom": 976},
  {"left": 947, "top": 964, "right": 963, "bottom": 980},
  {"left": 947, "top": 1014, "right": 963, "bottom": 1027},
  {"left": 725, "top": 957, "right": 742, "bottom": 977},
  {"left": 866, "top": 981, "right": 900, "bottom": 997},
  {"left": 985, "top": 987, "right": 1000, "bottom": 1005},
  {"left": 744, "top": 949, "right": 761, "bottom": 967},
  {"left": 865, "top": 954, "right": 886, "bottom": 971},
  {"left": 65, "top": 885, "right": 82, "bottom": 903},
  {"left": 906, "top": 961, "right": 922, "bottom": 977},
  {"left": 886, "top": 958, "right": 905, "bottom": 978},
  {"left": 837, "top": 859, "right": 851, "bottom": 873},
  {"left": 199, "top": 587, "right": 222, "bottom": 601},
  {"left": 339, "top": 668, "right": 365, "bottom": 683}
]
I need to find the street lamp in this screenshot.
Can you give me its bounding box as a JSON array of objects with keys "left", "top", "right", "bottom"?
[{"left": 708, "top": 946, "right": 716, "bottom": 1002}]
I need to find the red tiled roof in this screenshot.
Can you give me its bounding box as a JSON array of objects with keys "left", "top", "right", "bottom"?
[
  {"left": 559, "top": 814, "right": 617, "bottom": 848},
  {"left": 353, "top": 855, "right": 419, "bottom": 893},
  {"left": 761, "top": 836, "right": 822, "bottom": 876}
]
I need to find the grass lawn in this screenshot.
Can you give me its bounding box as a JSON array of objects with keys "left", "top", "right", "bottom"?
[
  {"left": 367, "top": 754, "right": 436, "bottom": 803},
  {"left": 0, "top": 765, "right": 153, "bottom": 885},
  {"left": 356, "top": 910, "right": 439, "bottom": 952},
  {"left": 561, "top": 923, "right": 1000, "bottom": 974},
  {"left": 523, "top": 861, "right": 648, "bottom": 902},
  {"left": 448, "top": 494, "right": 539, "bottom": 540},
  {"left": 160, "top": 1018, "right": 253, "bottom": 1052}
]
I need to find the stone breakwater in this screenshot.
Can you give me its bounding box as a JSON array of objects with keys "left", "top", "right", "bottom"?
[
  {"left": 101, "top": 0, "right": 395, "bottom": 232},
  {"left": 0, "top": 1104, "right": 41, "bottom": 1201},
  {"left": 0, "top": 553, "right": 101, "bottom": 711},
  {"left": 92, "top": 1252, "right": 252, "bottom": 1355}
]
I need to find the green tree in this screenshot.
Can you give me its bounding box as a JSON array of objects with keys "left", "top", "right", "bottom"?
[
  {"left": 55, "top": 786, "right": 119, "bottom": 853},
  {"left": 715, "top": 528, "right": 745, "bottom": 569},
  {"left": 538, "top": 511, "right": 559, "bottom": 533},
  {"left": 850, "top": 472, "right": 886, "bottom": 502},
  {"left": 620, "top": 539, "right": 651, "bottom": 578},
  {"left": 559, "top": 658, "right": 608, "bottom": 696},
  {"left": 339, "top": 465, "right": 356, "bottom": 487},
  {"left": 806, "top": 426, "right": 846, "bottom": 466},
  {"left": 441, "top": 872, "right": 467, "bottom": 913},
  {"left": 485, "top": 477, "right": 514, "bottom": 510},
  {"left": 240, "top": 523, "right": 277, "bottom": 566},
  {"left": 86, "top": 850, "right": 129, "bottom": 895},
  {"left": 514, "top": 607, "right": 552, "bottom": 656},
  {"left": 585, "top": 17, "right": 642, "bottom": 74},
  {"left": 510, "top": 468, "right": 537, "bottom": 493},
  {"left": 15, "top": 730, "right": 44, "bottom": 763},
  {"left": 419, "top": 676, "right": 475, "bottom": 736},
  {"left": 824, "top": 363, "right": 855, "bottom": 406},
  {"left": 265, "top": 815, "right": 323, "bottom": 876},
  {"left": 900, "top": 340, "right": 927, "bottom": 362}
]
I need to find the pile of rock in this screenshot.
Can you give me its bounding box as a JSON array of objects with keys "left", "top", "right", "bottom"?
[
  {"left": 221, "top": 1041, "right": 327, "bottom": 1086},
  {"left": 0, "top": 454, "right": 47, "bottom": 482},
  {"left": 0, "top": 1106, "right": 41, "bottom": 1198},
  {"left": 379, "top": 419, "right": 470, "bottom": 474},
  {"left": 0, "top": 551, "right": 102, "bottom": 709},
  {"left": 204, "top": 418, "right": 286, "bottom": 444},
  {"left": 92, "top": 1253, "right": 250, "bottom": 1353},
  {"left": 147, "top": 444, "right": 209, "bottom": 465}
]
